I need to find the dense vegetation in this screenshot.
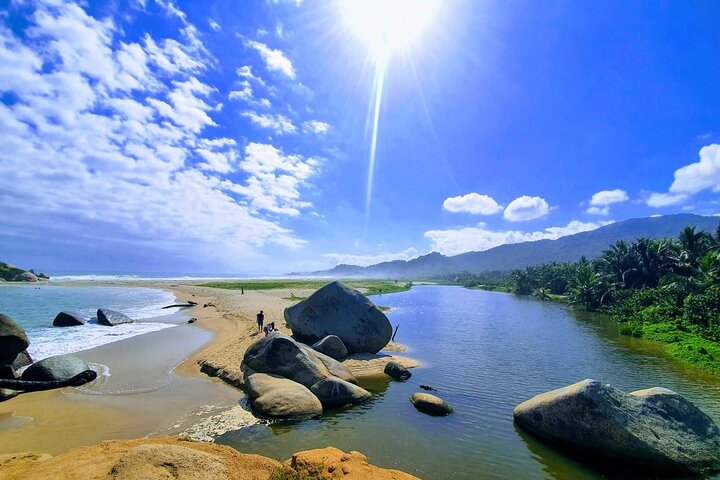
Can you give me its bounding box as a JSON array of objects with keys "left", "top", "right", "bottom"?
[
  {"left": 507, "top": 225, "right": 720, "bottom": 373},
  {"left": 199, "top": 279, "right": 412, "bottom": 296}
]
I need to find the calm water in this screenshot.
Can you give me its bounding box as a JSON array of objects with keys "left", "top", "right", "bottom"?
[
  {"left": 218, "top": 285, "right": 720, "bottom": 480},
  {"left": 0, "top": 285, "right": 181, "bottom": 360}
]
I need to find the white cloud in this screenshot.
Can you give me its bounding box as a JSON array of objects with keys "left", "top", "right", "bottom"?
[
  {"left": 208, "top": 18, "right": 220, "bottom": 31},
  {"left": 669, "top": 144, "right": 720, "bottom": 195},
  {"left": 323, "top": 248, "right": 419, "bottom": 267},
  {"left": 246, "top": 40, "right": 295, "bottom": 79},
  {"left": 646, "top": 192, "right": 688, "bottom": 208},
  {"left": 442, "top": 193, "right": 502, "bottom": 215},
  {"left": 0, "top": 0, "right": 310, "bottom": 268},
  {"left": 242, "top": 111, "right": 297, "bottom": 134},
  {"left": 503, "top": 195, "right": 550, "bottom": 222},
  {"left": 586, "top": 189, "right": 628, "bottom": 215},
  {"left": 424, "top": 220, "right": 612, "bottom": 256},
  {"left": 236, "top": 65, "right": 266, "bottom": 86},
  {"left": 302, "top": 120, "right": 330, "bottom": 135}
]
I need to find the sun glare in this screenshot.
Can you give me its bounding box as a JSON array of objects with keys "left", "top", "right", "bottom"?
[{"left": 341, "top": 0, "right": 441, "bottom": 56}]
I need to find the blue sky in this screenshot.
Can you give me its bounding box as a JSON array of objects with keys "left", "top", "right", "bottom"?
[{"left": 1, "top": 0, "right": 719, "bottom": 274}]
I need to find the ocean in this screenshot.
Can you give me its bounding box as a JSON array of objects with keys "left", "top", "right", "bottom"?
[{"left": 0, "top": 284, "right": 184, "bottom": 360}]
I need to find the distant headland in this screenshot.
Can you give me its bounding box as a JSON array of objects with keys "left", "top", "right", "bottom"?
[{"left": 0, "top": 261, "right": 49, "bottom": 282}]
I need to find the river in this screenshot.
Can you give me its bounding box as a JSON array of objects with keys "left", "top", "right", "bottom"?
[{"left": 218, "top": 285, "right": 720, "bottom": 480}]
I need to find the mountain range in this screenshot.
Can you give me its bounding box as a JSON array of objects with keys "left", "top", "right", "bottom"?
[{"left": 303, "top": 214, "right": 720, "bottom": 278}]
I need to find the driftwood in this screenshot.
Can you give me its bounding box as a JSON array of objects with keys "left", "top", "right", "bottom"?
[{"left": 161, "top": 301, "right": 198, "bottom": 309}]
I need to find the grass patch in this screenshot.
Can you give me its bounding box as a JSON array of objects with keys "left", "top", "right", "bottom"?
[
  {"left": 199, "top": 279, "right": 413, "bottom": 296},
  {"left": 636, "top": 323, "right": 720, "bottom": 374}
]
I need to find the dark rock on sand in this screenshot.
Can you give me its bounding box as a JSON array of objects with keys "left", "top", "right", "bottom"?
[
  {"left": 513, "top": 379, "right": 720, "bottom": 474},
  {"left": 97, "top": 308, "right": 134, "bottom": 326},
  {"left": 0, "top": 313, "right": 30, "bottom": 360},
  {"left": 311, "top": 335, "right": 348, "bottom": 360},
  {"left": 284, "top": 281, "right": 392, "bottom": 354},
  {"left": 245, "top": 372, "right": 322, "bottom": 419},
  {"left": 410, "top": 392, "right": 454, "bottom": 415},
  {"left": 310, "top": 377, "right": 371, "bottom": 407},
  {"left": 22, "top": 355, "right": 89, "bottom": 382},
  {"left": 243, "top": 332, "right": 356, "bottom": 389},
  {"left": 384, "top": 361, "right": 411, "bottom": 380},
  {"left": 53, "top": 311, "right": 87, "bottom": 327},
  {"left": 0, "top": 351, "right": 33, "bottom": 379}
]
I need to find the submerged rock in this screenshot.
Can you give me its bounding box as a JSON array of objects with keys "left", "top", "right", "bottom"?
[
  {"left": 384, "top": 361, "right": 412, "bottom": 380},
  {"left": 97, "top": 308, "right": 134, "bottom": 326},
  {"left": 52, "top": 311, "right": 88, "bottom": 327},
  {"left": 22, "top": 355, "right": 89, "bottom": 382},
  {"left": 311, "top": 335, "right": 348, "bottom": 360},
  {"left": 0, "top": 313, "right": 30, "bottom": 360},
  {"left": 310, "top": 377, "right": 371, "bottom": 407},
  {"left": 513, "top": 379, "right": 720, "bottom": 474},
  {"left": 410, "top": 392, "right": 453, "bottom": 415},
  {"left": 245, "top": 373, "right": 322, "bottom": 420},
  {"left": 243, "top": 331, "right": 356, "bottom": 389},
  {"left": 284, "top": 281, "right": 392, "bottom": 354}
]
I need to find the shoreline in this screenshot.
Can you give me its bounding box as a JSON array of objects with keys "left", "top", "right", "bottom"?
[{"left": 0, "top": 279, "right": 418, "bottom": 456}]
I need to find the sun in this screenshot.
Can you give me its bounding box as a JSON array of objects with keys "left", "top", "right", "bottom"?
[{"left": 340, "top": 0, "right": 441, "bottom": 56}]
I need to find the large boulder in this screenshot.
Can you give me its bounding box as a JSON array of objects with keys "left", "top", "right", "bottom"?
[
  {"left": 513, "top": 379, "right": 720, "bottom": 474},
  {"left": 245, "top": 373, "right": 322, "bottom": 419},
  {"left": 13, "top": 271, "right": 37, "bottom": 282},
  {"left": 310, "top": 378, "right": 371, "bottom": 407},
  {"left": 410, "top": 392, "right": 454, "bottom": 415},
  {"left": 53, "top": 311, "right": 88, "bottom": 327},
  {"left": 0, "top": 313, "right": 30, "bottom": 360},
  {"left": 243, "top": 332, "right": 356, "bottom": 389},
  {"left": 22, "top": 355, "right": 89, "bottom": 382},
  {"left": 97, "top": 308, "right": 134, "bottom": 326},
  {"left": 311, "top": 335, "right": 348, "bottom": 360},
  {"left": 284, "top": 281, "right": 392, "bottom": 354}
]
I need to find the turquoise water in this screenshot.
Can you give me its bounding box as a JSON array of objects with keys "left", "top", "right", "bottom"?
[
  {"left": 0, "top": 285, "right": 181, "bottom": 360},
  {"left": 218, "top": 285, "right": 720, "bottom": 480}
]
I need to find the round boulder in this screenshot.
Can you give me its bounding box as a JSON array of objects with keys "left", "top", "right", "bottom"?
[
  {"left": 97, "top": 308, "right": 134, "bottom": 326},
  {"left": 384, "top": 361, "right": 411, "bottom": 380},
  {"left": 410, "top": 392, "right": 453, "bottom": 415},
  {"left": 311, "top": 335, "right": 348, "bottom": 360},
  {"left": 513, "top": 379, "right": 720, "bottom": 474},
  {"left": 310, "top": 377, "right": 371, "bottom": 407},
  {"left": 283, "top": 281, "right": 392, "bottom": 354},
  {"left": 22, "top": 355, "right": 89, "bottom": 382},
  {"left": 245, "top": 373, "right": 322, "bottom": 420},
  {"left": 243, "top": 331, "right": 356, "bottom": 389},
  {"left": 53, "top": 311, "right": 87, "bottom": 327},
  {"left": 0, "top": 313, "right": 30, "bottom": 360}
]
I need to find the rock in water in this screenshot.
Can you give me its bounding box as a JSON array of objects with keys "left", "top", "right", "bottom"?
[
  {"left": 0, "top": 313, "right": 30, "bottom": 360},
  {"left": 52, "top": 311, "right": 87, "bottom": 327},
  {"left": 310, "top": 378, "right": 371, "bottom": 407},
  {"left": 384, "top": 361, "right": 412, "bottom": 380},
  {"left": 284, "top": 281, "right": 392, "bottom": 354},
  {"left": 22, "top": 355, "right": 89, "bottom": 382},
  {"left": 311, "top": 335, "right": 348, "bottom": 360},
  {"left": 245, "top": 373, "right": 322, "bottom": 419},
  {"left": 513, "top": 379, "right": 720, "bottom": 474},
  {"left": 243, "top": 331, "right": 356, "bottom": 388},
  {"left": 410, "top": 392, "right": 454, "bottom": 415},
  {"left": 97, "top": 308, "right": 134, "bottom": 326}
]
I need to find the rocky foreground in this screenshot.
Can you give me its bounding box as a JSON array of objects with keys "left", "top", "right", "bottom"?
[{"left": 0, "top": 436, "right": 420, "bottom": 480}]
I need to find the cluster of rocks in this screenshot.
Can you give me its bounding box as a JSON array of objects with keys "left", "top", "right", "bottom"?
[
  {"left": 514, "top": 379, "right": 720, "bottom": 475},
  {"left": 0, "top": 261, "right": 49, "bottom": 282},
  {"left": 241, "top": 281, "right": 393, "bottom": 419},
  {"left": 52, "top": 308, "right": 134, "bottom": 327},
  {"left": 0, "top": 313, "right": 96, "bottom": 401}
]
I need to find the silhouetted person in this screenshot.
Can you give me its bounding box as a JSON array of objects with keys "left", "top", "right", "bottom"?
[
  {"left": 256, "top": 310, "right": 264, "bottom": 332},
  {"left": 241, "top": 287, "right": 244, "bottom": 294}
]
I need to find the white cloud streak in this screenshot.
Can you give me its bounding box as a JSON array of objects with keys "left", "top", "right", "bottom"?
[
  {"left": 323, "top": 248, "right": 419, "bottom": 267},
  {"left": 246, "top": 40, "right": 295, "bottom": 79},
  {"left": 503, "top": 196, "right": 550, "bottom": 222},
  {"left": 443, "top": 193, "right": 502, "bottom": 215}
]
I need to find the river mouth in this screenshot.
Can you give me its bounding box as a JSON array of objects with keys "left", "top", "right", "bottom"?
[{"left": 217, "top": 285, "right": 720, "bottom": 480}]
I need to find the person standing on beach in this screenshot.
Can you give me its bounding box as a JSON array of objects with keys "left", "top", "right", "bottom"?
[{"left": 256, "top": 310, "right": 264, "bottom": 332}]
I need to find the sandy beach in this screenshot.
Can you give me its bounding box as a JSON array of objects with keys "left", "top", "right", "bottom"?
[{"left": 0, "top": 280, "right": 417, "bottom": 456}]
